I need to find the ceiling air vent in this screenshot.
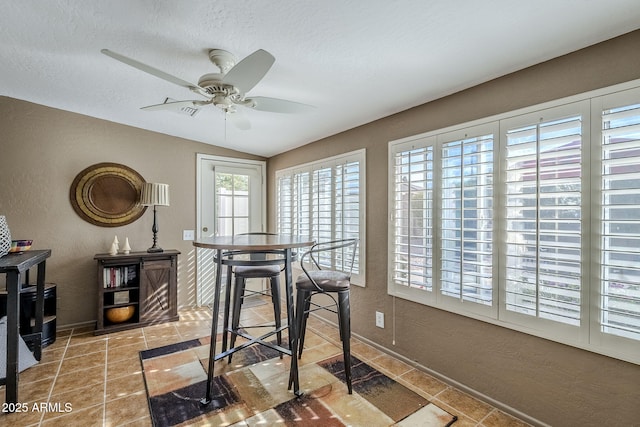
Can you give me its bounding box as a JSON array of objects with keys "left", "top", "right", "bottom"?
[{"left": 164, "top": 98, "right": 199, "bottom": 117}]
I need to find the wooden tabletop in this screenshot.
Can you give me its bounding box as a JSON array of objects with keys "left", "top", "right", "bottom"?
[
  {"left": 0, "top": 249, "right": 51, "bottom": 273},
  {"left": 193, "top": 234, "right": 314, "bottom": 251}
]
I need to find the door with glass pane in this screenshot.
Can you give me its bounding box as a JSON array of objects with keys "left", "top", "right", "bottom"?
[
  {"left": 214, "top": 166, "right": 261, "bottom": 236},
  {"left": 196, "top": 155, "right": 265, "bottom": 306}
]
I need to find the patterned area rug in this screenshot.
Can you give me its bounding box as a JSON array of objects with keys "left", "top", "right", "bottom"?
[{"left": 140, "top": 335, "right": 458, "bottom": 426}]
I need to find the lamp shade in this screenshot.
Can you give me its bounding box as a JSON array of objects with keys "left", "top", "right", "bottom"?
[{"left": 140, "top": 183, "right": 170, "bottom": 206}]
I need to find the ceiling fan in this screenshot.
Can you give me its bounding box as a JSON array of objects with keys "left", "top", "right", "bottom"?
[{"left": 101, "top": 48, "right": 313, "bottom": 130}]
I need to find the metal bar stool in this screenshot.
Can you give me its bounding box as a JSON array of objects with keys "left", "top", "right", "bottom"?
[
  {"left": 290, "top": 238, "right": 358, "bottom": 393},
  {"left": 226, "top": 233, "right": 285, "bottom": 361}
]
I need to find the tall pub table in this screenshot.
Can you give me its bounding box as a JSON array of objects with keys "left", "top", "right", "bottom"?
[
  {"left": 1, "top": 249, "right": 51, "bottom": 408},
  {"left": 193, "top": 235, "right": 313, "bottom": 404}
]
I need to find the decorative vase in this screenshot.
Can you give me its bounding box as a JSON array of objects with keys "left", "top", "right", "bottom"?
[
  {"left": 105, "top": 305, "right": 135, "bottom": 323},
  {"left": 0, "top": 215, "right": 11, "bottom": 258}
]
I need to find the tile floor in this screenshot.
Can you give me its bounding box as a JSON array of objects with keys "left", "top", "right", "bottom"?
[{"left": 1, "top": 300, "right": 533, "bottom": 426}]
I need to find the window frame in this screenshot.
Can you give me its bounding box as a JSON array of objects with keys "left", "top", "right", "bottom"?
[
  {"left": 388, "top": 79, "right": 640, "bottom": 365},
  {"left": 276, "top": 149, "right": 366, "bottom": 286}
]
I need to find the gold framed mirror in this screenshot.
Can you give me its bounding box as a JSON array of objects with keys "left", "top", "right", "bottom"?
[{"left": 70, "top": 162, "right": 147, "bottom": 227}]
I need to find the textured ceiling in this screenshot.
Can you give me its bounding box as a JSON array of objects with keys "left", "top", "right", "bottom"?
[{"left": 2, "top": 1, "right": 640, "bottom": 157}]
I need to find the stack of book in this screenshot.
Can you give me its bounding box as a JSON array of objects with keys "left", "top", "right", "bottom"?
[{"left": 103, "top": 265, "right": 137, "bottom": 288}]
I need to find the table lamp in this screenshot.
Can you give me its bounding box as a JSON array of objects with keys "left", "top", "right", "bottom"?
[{"left": 139, "top": 183, "right": 170, "bottom": 253}]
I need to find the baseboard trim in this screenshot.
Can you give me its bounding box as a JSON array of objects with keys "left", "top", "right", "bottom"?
[{"left": 57, "top": 320, "right": 95, "bottom": 332}]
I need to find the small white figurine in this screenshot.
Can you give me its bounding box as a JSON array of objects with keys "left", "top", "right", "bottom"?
[
  {"left": 122, "top": 237, "right": 131, "bottom": 255},
  {"left": 109, "top": 242, "right": 118, "bottom": 256}
]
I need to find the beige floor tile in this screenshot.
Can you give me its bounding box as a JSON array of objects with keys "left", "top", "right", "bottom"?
[
  {"left": 105, "top": 372, "right": 145, "bottom": 401},
  {"left": 481, "top": 409, "right": 533, "bottom": 427},
  {"left": 37, "top": 343, "right": 67, "bottom": 364},
  {"left": 18, "top": 361, "right": 61, "bottom": 384},
  {"left": 369, "top": 353, "right": 413, "bottom": 378},
  {"left": 52, "top": 367, "right": 105, "bottom": 395},
  {"left": 67, "top": 333, "right": 107, "bottom": 348},
  {"left": 58, "top": 351, "right": 106, "bottom": 375},
  {"left": 106, "top": 357, "right": 143, "bottom": 379},
  {"left": 44, "top": 383, "right": 104, "bottom": 418},
  {"left": 16, "top": 377, "right": 54, "bottom": 403},
  {"left": 397, "top": 368, "right": 448, "bottom": 398},
  {"left": 0, "top": 402, "right": 45, "bottom": 426},
  {"left": 40, "top": 403, "right": 104, "bottom": 427},
  {"left": 104, "top": 390, "right": 149, "bottom": 425},
  {"left": 64, "top": 340, "right": 107, "bottom": 359},
  {"left": 435, "top": 387, "right": 494, "bottom": 422},
  {"left": 106, "top": 332, "right": 145, "bottom": 349},
  {"left": 107, "top": 340, "right": 147, "bottom": 364},
  {"left": 350, "top": 339, "right": 386, "bottom": 361},
  {"left": 144, "top": 335, "right": 184, "bottom": 350}
]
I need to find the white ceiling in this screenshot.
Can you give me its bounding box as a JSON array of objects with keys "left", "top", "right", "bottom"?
[{"left": 2, "top": 1, "right": 639, "bottom": 157}]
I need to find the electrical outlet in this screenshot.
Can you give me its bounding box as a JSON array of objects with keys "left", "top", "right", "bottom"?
[
  {"left": 182, "top": 230, "right": 195, "bottom": 241},
  {"left": 375, "top": 311, "right": 384, "bottom": 328}
]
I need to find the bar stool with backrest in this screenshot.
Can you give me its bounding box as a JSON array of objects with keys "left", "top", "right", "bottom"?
[
  {"left": 290, "top": 238, "right": 358, "bottom": 393},
  {"left": 226, "top": 232, "right": 284, "bottom": 361}
]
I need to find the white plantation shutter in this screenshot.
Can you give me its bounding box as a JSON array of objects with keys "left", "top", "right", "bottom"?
[
  {"left": 441, "top": 134, "right": 494, "bottom": 306},
  {"left": 275, "top": 150, "right": 365, "bottom": 282},
  {"left": 276, "top": 175, "right": 292, "bottom": 234},
  {"left": 504, "top": 112, "right": 584, "bottom": 326},
  {"left": 336, "top": 161, "right": 361, "bottom": 272},
  {"left": 312, "top": 167, "right": 333, "bottom": 268},
  {"left": 600, "top": 101, "right": 640, "bottom": 341},
  {"left": 388, "top": 84, "right": 640, "bottom": 364},
  {"left": 390, "top": 143, "right": 434, "bottom": 299},
  {"left": 294, "top": 172, "right": 311, "bottom": 238},
  {"left": 312, "top": 167, "right": 333, "bottom": 243}
]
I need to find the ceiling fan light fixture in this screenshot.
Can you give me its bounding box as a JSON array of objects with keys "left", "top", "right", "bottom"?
[{"left": 212, "top": 94, "right": 232, "bottom": 110}]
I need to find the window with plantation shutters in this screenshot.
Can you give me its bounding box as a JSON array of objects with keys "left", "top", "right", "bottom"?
[
  {"left": 599, "top": 100, "right": 640, "bottom": 342},
  {"left": 390, "top": 145, "right": 434, "bottom": 297},
  {"left": 504, "top": 112, "right": 583, "bottom": 326},
  {"left": 388, "top": 81, "right": 640, "bottom": 365},
  {"left": 275, "top": 149, "right": 366, "bottom": 284},
  {"left": 441, "top": 134, "right": 494, "bottom": 306}
]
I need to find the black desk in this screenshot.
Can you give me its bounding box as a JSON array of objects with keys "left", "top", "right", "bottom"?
[{"left": 1, "top": 249, "right": 51, "bottom": 407}]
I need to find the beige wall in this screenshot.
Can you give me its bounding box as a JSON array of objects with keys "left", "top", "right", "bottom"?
[
  {"left": 267, "top": 30, "right": 640, "bottom": 426},
  {"left": 0, "top": 98, "right": 264, "bottom": 326}
]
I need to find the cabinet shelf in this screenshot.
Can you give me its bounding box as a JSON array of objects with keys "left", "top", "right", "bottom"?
[
  {"left": 103, "top": 286, "right": 139, "bottom": 293},
  {"left": 94, "top": 250, "right": 179, "bottom": 335},
  {"left": 103, "top": 301, "right": 140, "bottom": 309},
  {"left": 0, "top": 282, "right": 57, "bottom": 348}
]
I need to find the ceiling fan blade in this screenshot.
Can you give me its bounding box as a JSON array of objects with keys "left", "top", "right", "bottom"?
[
  {"left": 222, "top": 49, "right": 275, "bottom": 93},
  {"left": 247, "top": 96, "right": 315, "bottom": 114},
  {"left": 140, "top": 100, "right": 201, "bottom": 111},
  {"left": 227, "top": 110, "right": 251, "bottom": 130},
  {"left": 101, "top": 49, "right": 204, "bottom": 93}
]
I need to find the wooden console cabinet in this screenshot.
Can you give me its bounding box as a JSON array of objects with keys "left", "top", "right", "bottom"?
[{"left": 94, "top": 250, "right": 179, "bottom": 334}]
